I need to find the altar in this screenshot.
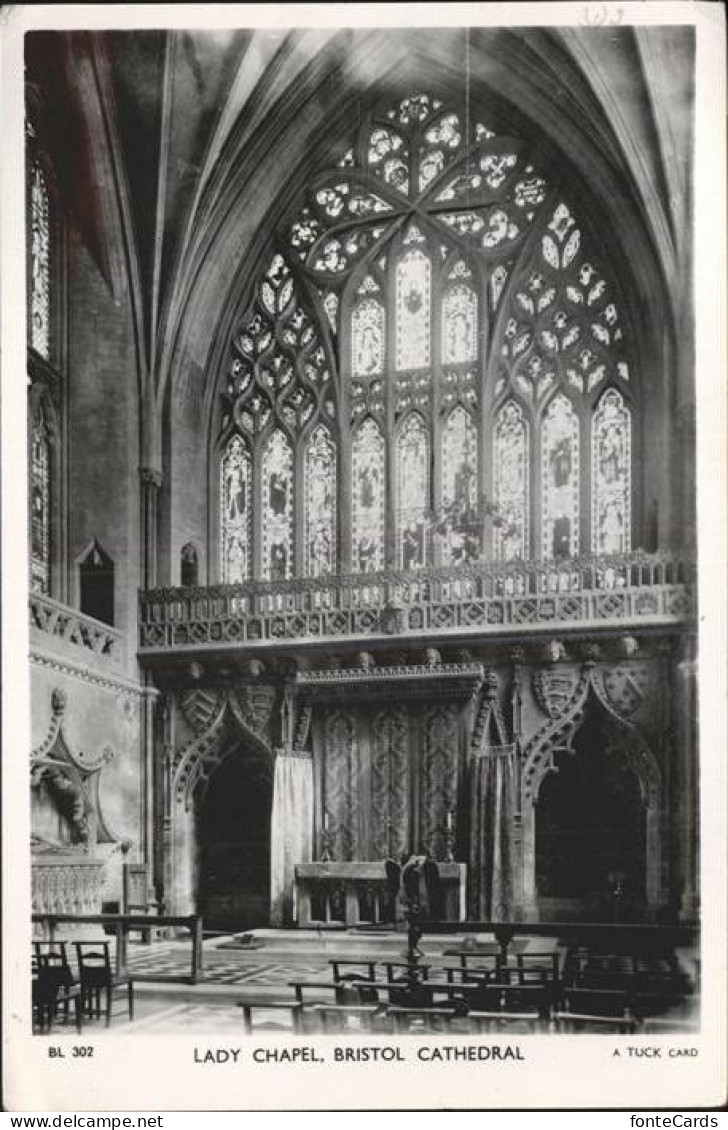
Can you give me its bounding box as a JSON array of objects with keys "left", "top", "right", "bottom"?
[{"left": 294, "top": 861, "right": 467, "bottom": 928}]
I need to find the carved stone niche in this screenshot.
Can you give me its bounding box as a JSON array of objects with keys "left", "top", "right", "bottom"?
[{"left": 31, "top": 689, "right": 127, "bottom": 923}]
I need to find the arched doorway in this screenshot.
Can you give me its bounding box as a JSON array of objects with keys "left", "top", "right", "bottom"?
[
  {"left": 196, "top": 746, "right": 273, "bottom": 931},
  {"left": 534, "top": 708, "right": 647, "bottom": 922}
]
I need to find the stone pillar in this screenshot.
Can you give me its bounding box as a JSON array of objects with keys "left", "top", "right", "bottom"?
[
  {"left": 139, "top": 679, "right": 159, "bottom": 901},
  {"left": 673, "top": 634, "right": 699, "bottom": 920},
  {"left": 139, "top": 466, "right": 162, "bottom": 589},
  {"left": 510, "top": 649, "right": 525, "bottom": 921}
]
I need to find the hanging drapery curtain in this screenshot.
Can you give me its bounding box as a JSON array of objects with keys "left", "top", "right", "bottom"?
[
  {"left": 469, "top": 744, "right": 517, "bottom": 921},
  {"left": 270, "top": 749, "right": 313, "bottom": 927}
]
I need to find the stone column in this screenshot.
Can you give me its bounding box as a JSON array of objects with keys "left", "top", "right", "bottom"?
[
  {"left": 139, "top": 678, "right": 159, "bottom": 903},
  {"left": 139, "top": 466, "right": 162, "bottom": 589}
]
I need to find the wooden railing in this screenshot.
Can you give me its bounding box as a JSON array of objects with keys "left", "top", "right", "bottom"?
[
  {"left": 30, "top": 593, "right": 125, "bottom": 665},
  {"left": 139, "top": 552, "right": 694, "bottom": 653},
  {"left": 31, "top": 913, "right": 204, "bottom": 983}
]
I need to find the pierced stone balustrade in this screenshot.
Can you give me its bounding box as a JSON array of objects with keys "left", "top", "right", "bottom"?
[
  {"left": 30, "top": 592, "right": 125, "bottom": 664},
  {"left": 138, "top": 552, "right": 694, "bottom": 657}
]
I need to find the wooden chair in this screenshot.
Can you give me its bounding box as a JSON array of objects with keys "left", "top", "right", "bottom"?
[
  {"left": 454, "top": 952, "right": 501, "bottom": 978},
  {"left": 74, "top": 941, "right": 134, "bottom": 1027},
  {"left": 387, "top": 1005, "right": 458, "bottom": 1034},
  {"left": 639, "top": 1016, "right": 700, "bottom": 1034},
  {"left": 462, "top": 981, "right": 552, "bottom": 1019},
  {"left": 329, "top": 960, "right": 377, "bottom": 983},
  {"left": 550, "top": 1010, "right": 638, "bottom": 1034},
  {"left": 503, "top": 952, "right": 560, "bottom": 985},
  {"left": 238, "top": 1001, "right": 303, "bottom": 1034},
  {"left": 33, "top": 943, "right": 77, "bottom": 1022},
  {"left": 33, "top": 957, "right": 83, "bottom": 1034},
  {"left": 309, "top": 1003, "right": 383, "bottom": 1034},
  {"left": 561, "top": 987, "right": 630, "bottom": 1018},
  {"left": 462, "top": 1010, "right": 542, "bottom": 1034},
  {"left": 382, "top": 962, "right": 433, "bottom": 983}
]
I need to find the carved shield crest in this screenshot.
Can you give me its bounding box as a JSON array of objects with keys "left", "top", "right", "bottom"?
[
  {"left": 232, "top": 684, "right": 276, "bottom": 739},
  {"left": 602, "top": 665, "right": 652, "bottom": 718},
  {"left": 179, "top": 688, "right": 222, "bottom": 734},
  {"left": 532, "top": 669, "right": 579, "bottom": 719}
]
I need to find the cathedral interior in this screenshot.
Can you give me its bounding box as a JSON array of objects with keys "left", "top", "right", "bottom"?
[{"left": 27, "top": 25, "right": 698, "bottom": 980}]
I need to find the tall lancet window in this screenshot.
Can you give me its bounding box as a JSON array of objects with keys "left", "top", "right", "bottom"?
[
  {"left": 262, "top": 430, "right": 293, "bottom": 581},
  {"left": 396, "top": 241, "right": 431, "bottom": 371},
  {"left": 305, "top": 424, "right": 337, "bottom": 577},
  {"left": 494, "top": 401, "right": 529, "bottom": 561},
  {"left": 396, "top": 413, "right": 429, "bottom": 568},
  {"left": 220, "top": 435, "right": 252, "bottom": 582},
  {"left": 441, "top": 405, "right": 478, "bottom": 565},
  {"left": 30, "top": 161, "right": 51, "bottom": 360},
  {"left": 352, "top": 293, "right": 385, "bottom": 378},
  {"left": 352, "top": 417, "right": 385, "bottom": 573},
  {"left": 592, "top": 388, "right": 631, "bottom": 554},
  {"left": 30, "top": 407, "right": 51, "bottom": 594},
  {"left": 442, "top": 279, "right": 477, "bottom": 365},
  {"left": 541, "top": 394, "right": 579, "bottom": 560}
]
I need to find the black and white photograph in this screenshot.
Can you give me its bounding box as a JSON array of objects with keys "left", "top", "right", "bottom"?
[{"left": 2, "top": 1, "right": 726, "bottom": 1113}]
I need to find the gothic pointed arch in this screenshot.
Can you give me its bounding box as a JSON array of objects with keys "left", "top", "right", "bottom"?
[
  {"left": 172, "top": 692, "right": 274, "bottom": 812},
  {"left": 211, "top": 89, "right": 644, "bottom": 579},
  {"left": 522, "top": 663, "right": 662, "bottom": 913}
]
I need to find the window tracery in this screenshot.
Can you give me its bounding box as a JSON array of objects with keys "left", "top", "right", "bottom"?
[{"left": 219, "top": 92, "right": 636, "bottom": 580}]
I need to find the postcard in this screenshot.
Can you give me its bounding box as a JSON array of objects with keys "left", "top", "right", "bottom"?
[{"left": 2, "top": 1, "right": 726, "bottom": 1113}]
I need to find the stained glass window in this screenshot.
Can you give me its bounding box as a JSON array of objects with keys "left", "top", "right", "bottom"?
[
  {"left": 592, "top": 388, "right": 631, "bottom": 554},
  {"left": 220, "top": 435, "right": 252, "bottom": 583},
  {"left": 30, "top": 409, "right": 50, "bottom": 594},
  {"left": 396, "top": 247, "right": 431, "bottom": 370},
  {"left": 305, "top": 425, "right": 337, "bottom": 577},
  {"left": 396, "top": 413, "right": 429, "bottom": 568},
  {"left": 30, "top": 162, "right": 51, "bottom": 360},
  {"left": 222, "top": 92, "right": 637, "bottom": 581},
  {"left": 442, "top": 284, "right": 477, "bottom": 364},
  {"left": 441, "top": 406, "right": 478, "bottom": 565},
  {"left": 494, "top": 401, "right": 529, "bottom": 561},
  {"left": 262, "top": 430, "right": 294, "bottom": 581},
  {"left": 352, "top": 417, "right": 385, "bottom": 573},
  {"left": 541, "top": 394, "right": 579, "bottom": 560},
  {"left": 352, "top": 297, "right": 385, "bottom": 377}
]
